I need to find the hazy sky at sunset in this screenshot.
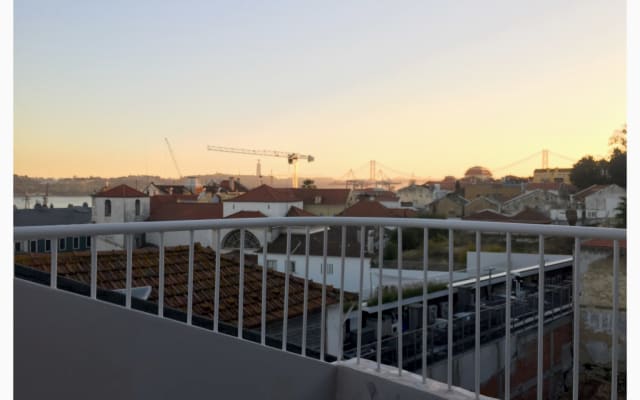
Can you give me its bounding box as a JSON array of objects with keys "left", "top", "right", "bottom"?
[{"left": 14, "top": 0, "right": 626, "bottom": 181}]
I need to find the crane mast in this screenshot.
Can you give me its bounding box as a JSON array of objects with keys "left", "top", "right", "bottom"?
[
  {"left": 207, "top": 145, "right": 314, "bottom": 188},
  {"left": 165, "top": 138, "right": 183, "bottom": 179}
]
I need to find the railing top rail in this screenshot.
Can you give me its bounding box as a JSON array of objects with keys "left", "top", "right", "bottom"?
[{"left": 13, "top": 216, "right": 626, "bottom": 241}]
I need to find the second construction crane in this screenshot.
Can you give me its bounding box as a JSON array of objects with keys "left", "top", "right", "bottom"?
[{"left": 207, "top": 145, "right": 314, "bottom": 188}]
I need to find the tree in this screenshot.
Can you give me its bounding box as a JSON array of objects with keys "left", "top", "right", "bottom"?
[
  {"left": 570, "top": 156, "right": 609, "bottom": 190},
  {"left": 608, "top": 125, "right": 627, "bottom": 188},
  {"left": 301, "top": 179, "right": 316, "bottom": 189}
]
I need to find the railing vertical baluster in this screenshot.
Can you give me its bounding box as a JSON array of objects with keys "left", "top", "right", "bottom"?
[
  {"left": 422, "top": 228, "right": 429, "bottom": 384},
  {"left": 50, "top": 239, "right": 58, "bottom": 289},
  {"left": 213, "top": 229, "right": 221, "bottom": 333},
  {"left": 158, "top": 233, "right": 165, "bottom": 317},
  {"left": 282, "top": 228, "right": 291, "bottom": 350},
  {"left": 537, "top": 235, "right": 545, "bottom": 400},
  {"left": 90, "top": 235, "right": 97, "bottom": 299},
  {"left": 302, "top": 226, "right": 310, "bottom": 356},
  {"left": 397, "top": 228, "right": 403, "bottom": 376},
  {"left": 261, "top": 228, "right": 268, "bottom": 345},
  {"left": 238, "top": 229, "right": 245, "bottom": 338},
  {"left": 377, "top": 225, "right": 384, "bottom": 372},
  {"left": 338, "top": 226, "right": 346, "bottom": 361},
  {"left": 475, "top": 232, "right": 481, "bottom": 399},
  {"left": 125, "top": 234, "right": 133, "bottom": 309},
  {"left": 321, "top": 226, "right": 328, "bottom": 361},
  {"left": 187, "top": 230, "right": 195, "bottom": 325},
  {"left": 447, "top": 228, "right": 453, "bottom": 391},
  {"left": 611, "top": 239, "right": 620, "bottom": 400},
  {"left": 572, "top": 237, "right": 580, "bottom": 400},
  {"left": 505, "top": 232, "right": 512, "bottom": 399},
  {"left": 357, "top": 226, "right": 365, "bottom": 364}
]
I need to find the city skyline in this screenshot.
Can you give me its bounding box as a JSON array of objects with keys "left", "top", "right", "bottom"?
[{"left": 14, "top": 1, "right": 626, "bottom": 180}]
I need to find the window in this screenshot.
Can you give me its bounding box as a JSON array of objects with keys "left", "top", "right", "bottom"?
[
  {"left": 222, "top": 230, "right": 261, "bottom": 249},
  {"left": 14, "top": 242, "right": 21, "bottom": 252},
  {"left": 86, "top": 236, "right": 91, "bottom": 248},
  {"left": 135, "top": 199, "right": 141, "bottom": 216},
  {"left": 286, "top": 261, "right": 296, "bottom": 273},
  {"left": 30, "top": 240, "right": 36, "bottom": 253},
  {"left": 45, "top": 240, "right": 51, "bottom": 252},
  {"left": 267, "top": 260, "right": 278, "bottom": 270},
  {"left": 59, "top": 238, "right": 66, "bottom": 251},
  {"left": 321, "top": 263, "right": 334, "bottom": 275},
  {"left": 105, "top": 199, "right": 112, "bottom": 217},
  {"left": 73, "top": 237, "right": 80, "bottom": 249}
]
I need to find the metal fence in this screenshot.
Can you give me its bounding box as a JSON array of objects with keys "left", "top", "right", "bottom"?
[{"left": 14, "top": 217, "right": 626, "bottom": 400}]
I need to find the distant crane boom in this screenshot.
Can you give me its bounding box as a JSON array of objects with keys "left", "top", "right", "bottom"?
[
  {"left": 207, "top": 145, "right": 314, "bottom": 188},
  {"left": 165, "top": 138, "right": 183, "bottom": 179}
]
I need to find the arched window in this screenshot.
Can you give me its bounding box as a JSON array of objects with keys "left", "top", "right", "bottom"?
[
  {"left": 222, "top": 230, "right": 261, "bottom": 249},
  {"left": 135, "top": 199, "right": 141, "bottom": 216},
  {"left": 105, "top": 199, "right": 112, "bottom": 217}
]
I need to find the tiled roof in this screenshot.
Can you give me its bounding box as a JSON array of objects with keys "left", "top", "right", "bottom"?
[
  {"left": 526, "top": 182, "right": 576, "bottom": 193},
  {"left": 94, "top": 184, "right": 148, "bottom": 198},
  {"left": 152, "top": 184, "right": 194, "bottom": 195},
  {"left": 14, "top": 245, "right": 345, "bottom": 328},
  {"left": 286, "top": 206, "right": 316, "bottom": 217},
  {"left": 582, "top": 239, "right": 627, "bottom": 249},
  {"left": 225, "top": 211, "right": 267, "bottom": 219},
  {"left": 228, "top": 185, "right": 300, "bottom": 203},
  {"left": 339, "top": 200, "right": 415, "bottom": 218},
  {"left": 148, "top": 200, "right": 222, "bottom": 221},
  {"left": 355, "top": 189, "right": 399, "bottom": 202},
  {"left": 463, "top": 210, "right": 511, "bottom": 222},
  {"left": 14, "top": 206, "right": 92, "bottom": 226},
  {"left": 290, "top": 188, "right": 351, "bottom": 206},
  {"left": 573, "top": 184, "right": 609, "bottom": 202}
]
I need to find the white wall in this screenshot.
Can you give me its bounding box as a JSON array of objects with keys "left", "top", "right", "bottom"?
[
  {"left": 585, "top": 185, "right": 625, "bottom": 220},
  {"left": 267, "top": 253, "right": 374, "bottom": 297},
  {"left": 92, "top": 196, "right": 150, "bottom": 250}
]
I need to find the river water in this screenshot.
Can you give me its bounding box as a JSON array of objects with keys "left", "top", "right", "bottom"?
[{"left": 13, "top": 196, "right": 93, "bottom": 209}]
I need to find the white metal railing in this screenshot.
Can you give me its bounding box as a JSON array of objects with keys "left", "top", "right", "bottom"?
[{"left": 14, "top": 217, "right": 626, "bottom": 400}]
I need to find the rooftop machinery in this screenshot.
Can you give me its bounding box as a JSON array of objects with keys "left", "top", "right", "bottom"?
[{"left": 207, "top": 145, "right": 314, "bottom": 188}]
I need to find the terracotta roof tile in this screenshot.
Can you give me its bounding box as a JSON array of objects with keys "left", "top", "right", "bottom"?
[
  {"left": 94, "top": 184, "right": 148, "bottom": 198},
  {"left": 14, "top": 246, "right": 347, "bottom": 328},
  {"left": 228, "top": 185, "right": 300, "bottom": 203},
  {"left": 339, "top": 200, "right": 415, "bottom": 218},
  {"left": 148, "top": 201, "right": 222, "bottom": 221},
  {"left": 290, "top": 189, "right": 351, "bottom": 206},
  {"left": 225, "top": 211, "right": 267, "bottom": 219}
]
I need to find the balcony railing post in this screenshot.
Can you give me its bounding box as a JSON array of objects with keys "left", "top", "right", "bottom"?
[
  {"left": 447, "top": 228, "right": 454, "bottom": 391},
  {"left": 357, "top": 226, "right": 365, "bottom": 364},
  {"left": 50, "top": 239, "right": 58, "bottom": 289},
  {"left": 302, "top": 226, "right": 310, "bottom": 356},
  {"left": 422, "top": 228, "right": 429, "bottom": 384},
  {"left": 187, "top": 230, "right": 195, "bottom": 325},
  {"left": 397, "top": 228, "right": 403, "bottom": 376},
  {"left": 505, "top": 232, "right": 512, "bottom": 399},
  {"left": 90, "top": 235, "right": 97, "bottom": 299},
  {"left": 158, "top": 232, "right": 165, "bottom": 317},
  {"left": 537, "top": 235, "right": 545, "bottom": 400},
  {"left": 377, "top": 225, "right": 384, "bottom": 372},
  {"left": 261, "top": 228, "right": 268, "bottom": 345},
  {"left": 475, "top": 231, "right": 481, "bottom": 399},
  {"left": 338, "top": 225, "right": 346, "bottom": 361},
  {"left": 125, "top": 234, "right": 133, "bottom": 309},
  {"left": 611, "top": 239, "right": 620, "bottom": 400},
  {"left": 238, "top": 229, "right": 246, "bottom": 338},
  {"left": 213, "top": 229, "right": 221, "bottom": 333},
  {"left": 572, "top": 237, "right": 581, "bottom": 400},
  {"left": 321, "top": 226, "right": 328, "bottom": 361},
  {"left": 282, "top": 228, "right": 291, "bottom": 350}
]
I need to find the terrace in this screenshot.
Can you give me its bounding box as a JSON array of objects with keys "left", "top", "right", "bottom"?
[{"left": 14, "top": 217, "right": 625, "bottom": 399}]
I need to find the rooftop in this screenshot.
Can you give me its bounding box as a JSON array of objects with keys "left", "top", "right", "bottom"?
[{"left": 94, "top": 184, "right": 148, "bottom": 198}]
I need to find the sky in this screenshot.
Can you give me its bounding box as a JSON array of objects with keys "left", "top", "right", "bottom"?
[{"left": 14, "top": 0, "right": 626, "bottom": 182}]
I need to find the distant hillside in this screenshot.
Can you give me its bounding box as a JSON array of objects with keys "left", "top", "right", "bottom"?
[{"left": 13, "top": 174, "right": 343, "bottom": 196}]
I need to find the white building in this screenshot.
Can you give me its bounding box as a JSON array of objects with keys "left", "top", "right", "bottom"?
[
  {"left": 573, "top": 184, "right": 625, "bottom": 224},
  {"left": 92, "top": 184, "right": 150, "bottom": 250}
]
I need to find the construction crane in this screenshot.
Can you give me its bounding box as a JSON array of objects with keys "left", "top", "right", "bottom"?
[
  {"left": 207, "top": 145, "right": 314, "bottom": 188},
  {"left": 164, "top": 137, "right": 183, "bottom": 179}
]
